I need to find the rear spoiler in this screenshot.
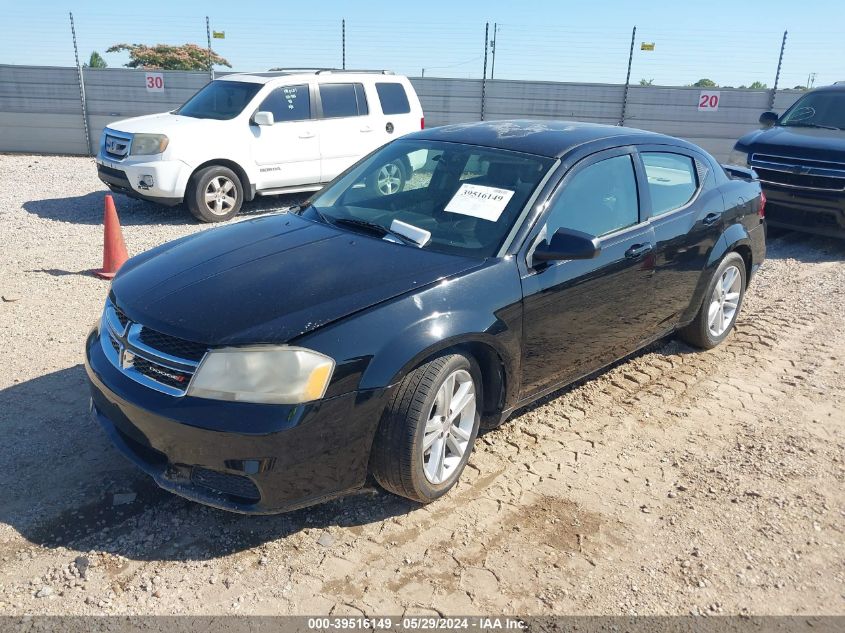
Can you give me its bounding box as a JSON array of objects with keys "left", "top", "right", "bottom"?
[{"left": 722, "top": 164, "right": 758, "bottom": 181}]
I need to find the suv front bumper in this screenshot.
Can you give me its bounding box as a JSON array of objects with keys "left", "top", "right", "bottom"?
[
  {"left": 761, "top": 183, "right": 845, "bottom": 238},
  {"left": 96, "top": 156, "right": 188, "bottom": 207}
]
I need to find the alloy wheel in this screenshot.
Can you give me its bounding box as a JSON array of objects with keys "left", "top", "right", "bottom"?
[
  {"left": 422, "top": 369, "right": 476, "bottom": 485},
  {"left": 376, "top": 162, "right": 403, "bottom": 196},
  {"left": 204, "top": 176, "right": 238, "bottom": 215},
  {"left": 707, "top": 264, "right": 742, "bottom": 337}
]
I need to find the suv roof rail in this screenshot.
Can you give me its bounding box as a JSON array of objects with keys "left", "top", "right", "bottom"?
[{"left": 264, "top": 68, "right": 394, "bottom": 75}]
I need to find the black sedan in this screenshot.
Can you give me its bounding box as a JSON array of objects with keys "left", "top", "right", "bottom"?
[{"left": 84, "top": 120, "right": 766, "bottom": 513}]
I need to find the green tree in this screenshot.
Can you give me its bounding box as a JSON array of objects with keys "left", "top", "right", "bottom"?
[
  {"left": 84, "top": 51, "right": 107, "bottom": 68},
  {"left": 792, "top": 85, "right": 808, "bottom": 90},
  {"left": 748, "top": 81, "right": 768, "bottom": 89},
  {"left": 107, "top": 43, "right": 231, "bottom": 70},
  {"left": 638, "top": 78, "right": 654, "bottom": 86},
  {"left": 693, "top": 78, "right": 717, "bottom": 88}
]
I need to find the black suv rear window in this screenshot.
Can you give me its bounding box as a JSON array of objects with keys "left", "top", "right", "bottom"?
[{"left": 376, "top": 82, "right": 411, "bottom": 115}]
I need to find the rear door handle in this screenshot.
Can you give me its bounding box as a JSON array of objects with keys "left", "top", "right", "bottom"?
[
  {"left": 625, "top": 243, "right": 653, "bottom": 259},
  {"left": 702, "top": 212, "right": 720, "bottom": 225},
  {"left": 360, "top": 126, "right": 373, "bottom": 133},
  {"left": 298, "top": 131, "right": 315, "bottom": 139}
]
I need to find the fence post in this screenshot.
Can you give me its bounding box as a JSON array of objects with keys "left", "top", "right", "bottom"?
[
  {"left": 206, "top": 16, "right": 214, "bottom": 80},
  {"left": 770, "top": 30, "right": 787, "bottom": 110},
  {"left": 620, "top": 25, "right": 636, "bottom": 126},
  {"left": 481, "top": 22, "right": 489, "bottom": 121},
  {"left": 69, "top": 12, "right": 93, "bottom": 157},
  {"left": 342, "top": 19, "right": 346, "bottom": 70}
]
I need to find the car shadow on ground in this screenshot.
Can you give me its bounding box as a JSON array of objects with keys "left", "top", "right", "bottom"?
[
  {"left": 22, "top": 190, "right": 310, "bottom": 226},
  {"left": 0, "top": 365, "right": 416, "bottom": 563}
]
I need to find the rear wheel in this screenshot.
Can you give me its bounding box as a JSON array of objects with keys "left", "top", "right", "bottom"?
[
  {"left": 370, "top": 159, "right": 407, "bottom": 196},
  {"left": 186, "top": 165, "right": 244, "bottom": 223},
  {"left": 370, "top": 353, "right": 481, "bottom": 503},
  {"left": 679, "top": 252, "right": 746, "bottom": 349}
]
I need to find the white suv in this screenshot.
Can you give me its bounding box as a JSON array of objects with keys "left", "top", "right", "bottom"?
[{"left": 95, "top": 70, "right": 424, "bottom": 222}]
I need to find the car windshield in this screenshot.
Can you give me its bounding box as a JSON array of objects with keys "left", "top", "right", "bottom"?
[
  {"left": 176, "top": 80, "right": 263, "bottom": 120},
  {"left": 301, "top": 140, "right": 555, "bottom": 258},
  {"left": 779, "top": 91, "right": 845, "bottom": 130}
]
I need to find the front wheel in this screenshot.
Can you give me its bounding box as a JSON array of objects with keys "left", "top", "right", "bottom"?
[
  {"left": 679, "top": 252, "right": 747, "bottom": 349},
  {"left": 369, "top": 159, "right": 407, "bottom": 196},
  {"left": 186, "top": 165, "right": 244, "bottom": 223},
  {"left": 370, "top": 353, "right": 481, "bottom": 503}
]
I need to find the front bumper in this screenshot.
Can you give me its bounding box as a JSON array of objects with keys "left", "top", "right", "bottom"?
[
  {"left": 95, "top": 155, "right": 188, "bottom": 207},
  {"left": 84, "top": 328, "right": 387, "bottom": 514},
  {"left": 761, "top": 183, "right": 845, "bottom": 238}
]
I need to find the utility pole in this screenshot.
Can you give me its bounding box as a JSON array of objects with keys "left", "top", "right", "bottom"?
[
  {"left": 807, "top": 72, "right": 817, "bottom": 89},
  {"left": 342, "top": 19, "right": 346, "bottom": 70},
  {"left": 69, "top": 12, "right": 92, "bottom": 156},
  {"left": 620, "top": 25, "right": 636, "bottom": 126},
  {"left": 481, "top": 22, "right": 489, "bottom": 121},
  {"left": 769, "top": 30, "right": 787, "bottom": 109},
  {"left": 490, "top": 23, "right": 498, "bottom": 80},
  {"left": 205, "top": 16, "right": 213, "bottom": 80}
]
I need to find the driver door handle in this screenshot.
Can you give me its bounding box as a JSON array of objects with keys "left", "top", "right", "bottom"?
[
  {"left": 360, "top": 126, "right": 373, "bottom": 133},
  {"left": 298, "top": 131, "right": 315, "bottom": 139},
  {"left": 625, "top": 243, "right": 653, "bottom": 259},
  {"left": 702, "top": 212, "right": 720, "bottom": 225}
]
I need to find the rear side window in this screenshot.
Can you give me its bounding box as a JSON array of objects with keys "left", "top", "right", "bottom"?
[
  {"left": 376, "top": 82, "right": 411, "bottom": 115},
  {"left": 641, "top": 152, "right": 698, "bottom": 216},
  {"left": 545, "top": 155, "right": 639, "bottom": 237},
  {"left": 259, "top": 84, "right": 311, "bottom": 122},
  {"left": 319, "top": 83, "right": 369, "bottom": 118}
]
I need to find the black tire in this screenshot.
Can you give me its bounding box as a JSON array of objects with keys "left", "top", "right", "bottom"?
[
  {"left": 678, "top": 252, "right": 747, "bottom": 350},
  {"left": 368, "top": 159, "right": 408, "bottom": 197},
  {"left": 186, "top": 165, "right": 244, "bottom": 223},
  {"left": 370, "top": 353, "right": 482, "bottom": 503}
]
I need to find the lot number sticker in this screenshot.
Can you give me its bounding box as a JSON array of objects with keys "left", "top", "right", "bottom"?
[
  {"left": 698, "top": 90, "right": 720, "bottom": 111},
  {"left": 445, "top": 184, "right": 515, "bottom": 222},
  {"left": 145, "top": 73, "right": 165, "bottom": 93}
]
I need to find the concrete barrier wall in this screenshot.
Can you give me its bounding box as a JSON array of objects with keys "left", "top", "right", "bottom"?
[{"left": 1, "top": 65, "right": 805, "bottom": 161}]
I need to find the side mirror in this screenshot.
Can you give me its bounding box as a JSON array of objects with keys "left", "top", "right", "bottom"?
[
  {"left": 759, "top": 111, "right": 778, "bottom": 128},
  {"left": 533, "top": 228, "right": 601, "bottom": 263},
  {"left": 253, "top": 111, "right": 274, "bottom": 126}
]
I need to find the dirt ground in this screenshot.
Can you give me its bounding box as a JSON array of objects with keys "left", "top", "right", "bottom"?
[{"left": 0, "top": 155, "right": 843, "bottom": 616}]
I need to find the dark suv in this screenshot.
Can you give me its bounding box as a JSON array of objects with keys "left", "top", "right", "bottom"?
[{"left": 729, "top": 83, "right": 845, "bottom": 237}]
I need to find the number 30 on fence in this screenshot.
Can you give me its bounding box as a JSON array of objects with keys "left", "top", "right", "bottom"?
[
  {"left": 145, "top": 73, "right": 165, "bottom": 93},
  {"left": 698, "top": 91, "right": 720, "bottom": 111}
]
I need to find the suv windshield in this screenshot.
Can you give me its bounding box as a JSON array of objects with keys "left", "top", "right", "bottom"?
[
  {"left": 302, "top": 140, "right": 554, "bottom": 258},
  {"left": 779, "top": 91, "right": 845, "bottom": 130},
  {"left": 176, "top": 80, "right": 263, "bottom": 120}
]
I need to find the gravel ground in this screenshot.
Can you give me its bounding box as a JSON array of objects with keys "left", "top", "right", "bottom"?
[{"left": 0, "top": 154, "right": 843, "bottom": 616}]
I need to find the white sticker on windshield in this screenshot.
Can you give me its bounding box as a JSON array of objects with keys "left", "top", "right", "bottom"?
[{"left": 444, "top": 184, "right": 515, "bottom": 222}]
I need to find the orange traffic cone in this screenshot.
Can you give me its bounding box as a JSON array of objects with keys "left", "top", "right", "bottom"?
[{"left": 93, "top": 195, "right": 129, "bottom": 279}]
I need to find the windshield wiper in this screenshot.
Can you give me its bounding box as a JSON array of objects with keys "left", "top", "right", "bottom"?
[
  {"left": 332, "top": 218, "right": 419, "bottom": 246},
  {"left": 783, "top": 122, "right": 841, "bottom": 131}
]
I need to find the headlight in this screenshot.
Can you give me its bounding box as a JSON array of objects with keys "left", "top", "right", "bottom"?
[
  {"left": 187, "top": 346, "right": 335, "bottom": 404},
  {"left": 726, "top": 148, "right": 749, "bottom": 166},
  {"left": 130, "top": 134, "right": 169, "bottom": 156}
]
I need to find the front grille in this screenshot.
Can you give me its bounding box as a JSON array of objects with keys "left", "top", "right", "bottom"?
[
  {"left": 756, "top": 167, "right": 845, "bottom": 191},
  {"left": 139, "top": 328, "right": 208, "bottom": 362},
  {"left": 132, "top": 357, "right": 193, "bottom": 390},
  {"left": 113, "top": 304, "right": 130, "bottom": 329},
  {"left": 109, "top": 333, "right": 120, "bottom": 353},
  {"left": 104, "top": 133, "right": 130, "bottom": 159},
  {"left": 191, "top": 467, "right": 261, "bottom": 501}
]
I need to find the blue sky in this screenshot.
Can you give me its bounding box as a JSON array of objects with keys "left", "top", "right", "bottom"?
[{"left": 3, "top": 1, "right": 844, "bottom": 88}]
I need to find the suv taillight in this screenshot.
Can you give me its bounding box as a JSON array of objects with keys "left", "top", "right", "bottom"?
[
  {"left": 421, "top": 117, "right": 425, "bottom": 130},
  {"left": 759, "top": 191, "right": 766, "bottom": 218}
]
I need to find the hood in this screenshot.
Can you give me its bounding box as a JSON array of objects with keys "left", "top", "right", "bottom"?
[
  {"left": 111, "top": 214, "right": 482, "bottom": 345},
  {"left": 107, "top": 112, "right": 219, "bottom": 136},
  {"left": 737, "top": 125, "right": 845, "bottom": 162}
]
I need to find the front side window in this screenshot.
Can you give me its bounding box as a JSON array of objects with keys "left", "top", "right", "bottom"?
[
  {"left": 176, "top": 80, "right": 263, "bottom": 120},
  {"left": 779, "top": 91, "right": 845, "bottom": 130},
  {"left": 545, "top": 155, "right": 639, "bottom": 237},
  {"left": 302, "top": 140, "right": 554, "bottom": 258},
  {"left": 641, "top": 152, "right": 698, "bottom": 216},
  {"left": 258, "top": 84, "right": 311, "bottom": 122},
  {"left": 376, "top": 82, "right": 411, "bottom": 115},
  {"left": 319, "top": 83, "right": 368, "bottom": 118}
]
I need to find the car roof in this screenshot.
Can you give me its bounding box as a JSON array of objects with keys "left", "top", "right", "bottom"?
[
  {"left": 218, "top": 70, "right": 402, "bottom": 85},
  {"left": 404, "top": 120, "right": 685, "bottom": 159}
]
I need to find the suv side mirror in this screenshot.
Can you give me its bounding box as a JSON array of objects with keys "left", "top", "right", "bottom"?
[
  {"left": 759, "top": 111, "right": 778, "bottom": 128},
  {"left": 533, "top": 228, "right": 601, "bottom": 263},
  {"left": 253, "top": 111, "right": 274, "bottom": 126}
]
